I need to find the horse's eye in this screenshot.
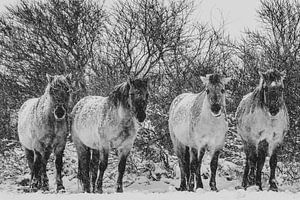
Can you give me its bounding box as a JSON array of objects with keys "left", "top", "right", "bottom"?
[
  {"left": 221, "top": 89, "right": 225, "bottom": 94},
  {"left": 206, "top": 89, "right": 210, "bottom": 94}
]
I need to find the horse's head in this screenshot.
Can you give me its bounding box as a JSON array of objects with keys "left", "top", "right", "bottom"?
[
  {"left": 127, "top": 77, "right": 149, "bottom": 122},
  {"left": 46, "top": 73, "right": 72, "bottom": 121},
  {"left": 259, "top": 69, "right": 286, "bottom": 116},
  {"left": 200, "top": 74, "right": 231, "bottom": 117}
]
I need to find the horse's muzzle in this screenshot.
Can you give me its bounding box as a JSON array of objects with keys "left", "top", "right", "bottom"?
[
  {"left": 136, "top": 111, "right": 146, "bottom": 122},
  {"left": 211, "top": 104, "right": 221, "bottom": 117},
  {"left": 54, "top": 105, "right": 66, "bottom": 121}
]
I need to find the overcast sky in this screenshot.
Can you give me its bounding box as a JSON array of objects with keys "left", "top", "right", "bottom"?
[{"left": 0, "top": 0, "right": 261, "bottom": 39}]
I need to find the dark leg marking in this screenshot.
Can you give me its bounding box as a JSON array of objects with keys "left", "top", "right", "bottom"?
[
  {"left": 40, "top": 150, "right": 51, "bottom": 191},
  {"left": 77, "top": 145, "right": 91, "bottom": 193},
  {"left": 116, "top": 149, "right": 130, "bottom": 193},
  {"left": 91, "top": 149, "right": 100, "bottom": 193},
  {"left": 96, "top": 148, "right": 109, "bottom": 194},
  {"left": 209, "top": 150, "right": 220, "bottom": 191},
  {"left": 256, "top": 140, "right": 268, "bottom": 191},
  {"left": 196, "top": 148, "right": 205, "bottom": 189},
  {"left": 269, "top": 148, "right": 278, "bottom": 192},
  {"left": 247, "top": 144, "right": 257, "bottom": 186},
  {"left": 188, "top": 148, "right": 198, "bottom": 191}
]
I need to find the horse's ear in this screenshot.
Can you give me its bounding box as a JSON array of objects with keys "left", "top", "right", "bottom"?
[
  {"left": 222, "top": 77, "right": 231, "bottom": 85},
  {"left": 46, "top": 73, "right": 54, "bottom": 83},
  {"left": 200, "top": 76, "right": 209, "bottom": 85},
  {"left": 280, "top": 70, "right": 286, "bottom": 80}
]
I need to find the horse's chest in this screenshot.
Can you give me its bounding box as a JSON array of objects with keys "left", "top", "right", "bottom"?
[
  {"left": 193, "top": 115, "right": 227, "bottom": 149},
  {"left": 242, "top": 110, "right": 287, "bottom": 147}
]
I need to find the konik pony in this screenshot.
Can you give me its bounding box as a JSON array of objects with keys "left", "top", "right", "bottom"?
[
  {"left": 236, "top": 69, "right": 289, "bottom": 191},
  {"left": 18, "top": 74, "right": 72, "bottom": 192},
  {"left": 169, "top": 74, "right": 231, "bottom": 191},
  {"left": 71, "top": 78, "right": 149, "bottom": 193}
]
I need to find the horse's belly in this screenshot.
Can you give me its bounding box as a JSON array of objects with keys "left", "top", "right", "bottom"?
[{"left": 171, "top": 122, "right": 195, "bottom": 147}]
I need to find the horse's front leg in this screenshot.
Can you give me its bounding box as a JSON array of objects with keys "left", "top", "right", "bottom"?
[
  {"left": 31, "top": 150, "right": 42, "bottom": 192},
  {"left": 95, "top": 147, "right": 109, "bottom": 193},
  {"left": 40, "top": 149, "right": 51, "bottom": 191},
  {"left": 116, "top": 147, "right": 131, "bottom": 193},
  {"left": 188, "top": 148, "right": 198, "bottom": 191},
  {"left": 269, "top": 147, "right": 278, "bottom": 191},
  {"left": 209, "top": 150, "right": 220, "bottom": 191},
  {"left": 196, "top": 148, "right": 205, "bottom": 189},
  {"left": 256, "top": 140, "right": 268, "bottom": 191},
  {"left": 54, "top": 142, "right": 66, "bottom": 192}
]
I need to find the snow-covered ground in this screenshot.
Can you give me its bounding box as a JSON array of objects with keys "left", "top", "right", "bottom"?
[
  {"left": 1, "top": 171, "right": 300, "bottom": 200},
  {"left": 1, "top": 142, "right": 300, "bottom": 199}
]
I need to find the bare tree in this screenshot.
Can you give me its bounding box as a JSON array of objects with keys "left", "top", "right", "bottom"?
[
  {"left": 0, "top": 0, "right": 107, "bottom": 106},
  {"left": 236, "top": 0, "right": 300, "bottom": 161}
]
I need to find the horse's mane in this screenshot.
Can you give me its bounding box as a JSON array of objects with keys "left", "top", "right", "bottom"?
[{"left": 108, "top": 81, "right": 130, "bottom": 107}]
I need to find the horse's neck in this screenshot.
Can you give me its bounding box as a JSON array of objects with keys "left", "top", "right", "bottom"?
[{"left": 38, "top": 91, "right": 55, "bottom": 114}]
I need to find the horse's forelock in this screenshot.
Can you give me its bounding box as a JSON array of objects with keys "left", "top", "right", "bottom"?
[{"left": 208, "top": 74, "right": 222, "bottom": 85}]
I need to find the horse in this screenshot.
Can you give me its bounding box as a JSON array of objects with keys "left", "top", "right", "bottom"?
[
  {"left": 235, "top": 69, "right": 289, "bottom": 191},
  {"left": 169, "top": 74, "right": 231, "bottom": 191},
  {"left": 18, "top": 74, "right": 72, "bottom": 192},
  {"left": 71, "top": 77, "right": 149, "bottom": 193}
]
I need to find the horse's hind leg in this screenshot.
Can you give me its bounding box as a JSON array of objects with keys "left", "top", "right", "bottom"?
[
  {"left": 25, "top": 148, "right": 34, "bottom": 190},
  {"left": 247, "top": 144, "right": 257, "bottom": 186},
  {"left": 256, "top": 140, "right": 268, "bottom": 190},
  {"left": 209, "top": 150, "right": 220, "bottom": 191},
  {"left": 269, "top": 147, "right": 278, "bottom": 191},
  {"left": 196, "top": 148, "right": 205, "bottom": 189},
  {"left": 95, "top": 148, "right": 109, "bottom": 193},
  {"left": 76, "top": 143, "right": 91, "bottom": 193},
  {"left": 174, "top": 144, "right": 189, "bottom": 191},
  {"left": 91, "top": 149, "right": 100, "bottom": 193},
  {"left": 116, "top": 147, "right": 131, "bottom": 193}
]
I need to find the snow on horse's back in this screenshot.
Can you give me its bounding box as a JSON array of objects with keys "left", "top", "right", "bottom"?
[
  {"left": 169, "top": 73, "right": 231, "bottom": 192},
  {"left": 235, "top": 69, "right": 289, "bottom": 191},
  {"left": 71, "top": 77, "right": 149, "bottom": 193}
]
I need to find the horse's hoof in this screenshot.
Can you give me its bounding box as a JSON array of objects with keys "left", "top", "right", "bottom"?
[
  {"left": 268, "top": 186, "right": 278, "bottom": 192},
  {"left": 211, "top": 187, "right": 218, "bottom": 192},
  {"left": 116, "top": 187, "right": 123, "bottom": 193},
  {"left": 56, "top": 185, "right": 65, "bottom": 192},
  {"left": 96, "top": 188, "right": 103, "bottom": 194},
  {"left": 235, "top": 185, "right": 245, "bottom": 190},
  {"left": 175, "top": 186, "right": 187, "bottom": 191}
]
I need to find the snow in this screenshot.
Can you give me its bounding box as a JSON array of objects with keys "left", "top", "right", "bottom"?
[{"left": 0, "top": 189, "right": 300, "bottom": 200}]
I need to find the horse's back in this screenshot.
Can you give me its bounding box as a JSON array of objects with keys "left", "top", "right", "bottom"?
[
  {"left": 169, "top": 93, "right": 200, "bottom": 147},
  {"left": 18, "top": 98, "right": 39, "bottom": 150},
  {"left": 71, "top": 96, "right": 110, "bottom": 150}
]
